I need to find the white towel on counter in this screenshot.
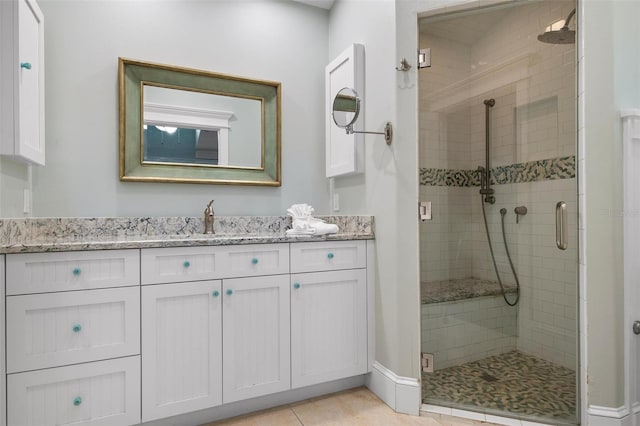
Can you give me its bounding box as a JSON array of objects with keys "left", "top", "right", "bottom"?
[{"left": 286, "top": 204, "right": 339, "bottom": 236}]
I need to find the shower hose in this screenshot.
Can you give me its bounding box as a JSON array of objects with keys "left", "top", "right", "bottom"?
[{"left": 480, "top": 196, "right": 521, "bottom": 306}]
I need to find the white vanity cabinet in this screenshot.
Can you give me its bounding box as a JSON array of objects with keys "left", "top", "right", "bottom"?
[
  {"left": 1, "top": 256, "right": 6, "bottom": 426},
  {"left": 141, "top": 280, "right": 222, "bottom": 422},
  {"left": 2, "top": 239, "right": 373, "bottom": 425},
  {"left": 4, "top": 250, "right": 141, "bottom": 426},
  {"left": 290, "top": 241, "right": 368, "bottom": 389},
  {"left": 0, "top": 0, "right": 45, "bottom": 165}
]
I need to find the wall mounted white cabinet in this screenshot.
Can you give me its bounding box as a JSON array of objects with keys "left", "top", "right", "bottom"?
[
  {"left": 141, "top": 280, "right": 222, "bottom": 422},
  {"left": 325, "top": 44, "right": 364, "bottom": 177},
  {"left": 0, "top": 0, "right": 45, "bottom": 165}
]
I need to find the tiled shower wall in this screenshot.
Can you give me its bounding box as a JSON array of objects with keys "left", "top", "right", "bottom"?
[{"left": 419, "top": 1, "right": 577, "bottom": 370}]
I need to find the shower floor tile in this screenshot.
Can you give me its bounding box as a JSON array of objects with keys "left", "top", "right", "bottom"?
[{"left": 422, "top": 351, "right": 576, "bottom": 424}]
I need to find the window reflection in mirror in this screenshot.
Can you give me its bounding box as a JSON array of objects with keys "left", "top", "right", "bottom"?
[
  {"left": 142, "top": 85, "right": 263, "bottom": 169},
  {"left": 143, "top": 125, "right": 222, "bottom": 165}
]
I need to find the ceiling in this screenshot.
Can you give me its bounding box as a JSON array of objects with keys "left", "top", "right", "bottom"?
[
  {"left": 292, "top": 0, "right": 335, "bottom": 10},
  {"left": 419, "top": 7, "right": 512, "bottom": 45}
]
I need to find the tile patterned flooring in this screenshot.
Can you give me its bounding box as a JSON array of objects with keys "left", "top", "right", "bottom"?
[
  {"left": 422, "top": 351, "right": 577, "bottom": 425},
  {"left": 204, "top": 387, "right": 499, "bottom": 426}
]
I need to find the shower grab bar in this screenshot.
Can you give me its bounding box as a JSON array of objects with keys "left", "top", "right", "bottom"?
[{"left": 556, "top": 201, "right": 568, "bottom": 250}]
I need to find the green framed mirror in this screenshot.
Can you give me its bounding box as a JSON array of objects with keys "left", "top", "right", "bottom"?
[{"left": 118, "top": 58, "right": 281, "bottom": 186}]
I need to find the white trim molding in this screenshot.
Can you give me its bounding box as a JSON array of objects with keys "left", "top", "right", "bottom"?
[
  {"left": 622, "top": 110, "right": 640, "bottom": 426},
  {"left": 365, "top": 361, "right": 420, "bottom": 416},
  {"left": 587, "top": 405, "right": 633, "bottom": 426}
]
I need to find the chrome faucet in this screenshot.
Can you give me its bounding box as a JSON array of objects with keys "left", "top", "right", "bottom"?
[{"left": 204, "top": 200, "right": 215, "bottom": 234}]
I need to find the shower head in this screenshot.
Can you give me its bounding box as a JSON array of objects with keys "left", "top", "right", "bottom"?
[
  {"left": 484, "top": 99, "right": 495, "bottom": 107},
  {"left": 537, "top": 27, "right": 575, "bottom": 44},
  {"left": 538, "top": 9, "right": 576, "bottom": 44}
]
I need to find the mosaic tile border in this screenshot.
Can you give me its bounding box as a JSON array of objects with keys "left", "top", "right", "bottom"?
[{"left": 420, "top": 155, "right": 575, "bottom": 187}]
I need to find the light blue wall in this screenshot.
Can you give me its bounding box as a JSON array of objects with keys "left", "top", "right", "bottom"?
[
  {"left": 23, "top": 0, "right": 330, "bottom": 218},
  {"left": 329, "top": 0, "right": 421, "bottom": 379}
]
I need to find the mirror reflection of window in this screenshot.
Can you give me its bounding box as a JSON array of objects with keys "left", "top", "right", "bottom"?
[
  {"left": 142, "top": 85, "right": 263, "bottom": 169},
  {"left": 143, "top": 125, "right": 220, "bottom": 165}
]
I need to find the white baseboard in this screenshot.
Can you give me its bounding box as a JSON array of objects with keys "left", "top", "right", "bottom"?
[
  {"left": 587, "top": 405, "right": 633, "bottom": 426},
  {"left": 143, "top": 375, "right": 366, "bottom": 426},
  {"left": 365, "top": 361, "right": 420, "bottom": 416}
]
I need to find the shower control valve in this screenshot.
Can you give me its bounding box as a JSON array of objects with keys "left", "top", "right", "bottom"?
[{"left": 514, "top": 206, "right": 528, "bottom": 224}]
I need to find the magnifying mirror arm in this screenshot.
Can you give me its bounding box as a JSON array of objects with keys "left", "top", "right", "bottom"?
[{"left": 344, "top": 122, "right": 393, "bottom": 146}]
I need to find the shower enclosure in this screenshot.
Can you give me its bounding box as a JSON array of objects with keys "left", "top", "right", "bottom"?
[{"left": 418, "top": 1, "right": 578, "bottom": 424}]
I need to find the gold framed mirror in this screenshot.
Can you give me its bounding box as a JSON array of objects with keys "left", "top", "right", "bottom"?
[{"left": 118, "top": 58, "right": 281, "bottom": 186}]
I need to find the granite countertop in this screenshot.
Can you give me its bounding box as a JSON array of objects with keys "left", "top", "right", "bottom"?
[
  {"left": 421, "top": 277, "right": 518, "bottom": 304},
  {"left": 0, "top": 215, "right": 374, "bottom": 254}
]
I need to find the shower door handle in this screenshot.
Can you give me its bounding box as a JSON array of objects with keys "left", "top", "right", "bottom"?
[{"left": 556, "top": 201, "right": 568, "bottom": 250}]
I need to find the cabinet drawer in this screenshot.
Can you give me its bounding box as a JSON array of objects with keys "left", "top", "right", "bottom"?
[
  {"left": 141, "top": 243, "right": 289, "bottom": 284},
  {"left": 6, "top": 249, "right": 140, "bottom": 295},
  {"left": 290, "top": 241, "right": 366, "bottom": 273},
  {"left": 7, "top": 356, "right": 141, "bottom": 426},
  {"left": 7, "top": 287, "right": 140, "bottom": 373},
  {"left": 223, "top": 243, "right": 289, "bottom": 278},
  {"left": 141, "top": 246, "right": 225, "bottom": 284}
]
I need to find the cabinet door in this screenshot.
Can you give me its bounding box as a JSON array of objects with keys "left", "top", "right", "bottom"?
[
  {"left": 222, "top": 275, "right": 290, "bottom": 403},
  {"left": 0, "top": 0, "right": 45, "bottom": 164},
  {"left": 17, "top": 0, "right": 45, "bottom": 164},
  {"left": 291, "top": 269, "right": 367, "bottom": 389},
  {"left": 141, "top": 280, "right": 222, "bottom": 422},
  {"left": 325, "top": 44, "right": 364, "bottom": 177}
]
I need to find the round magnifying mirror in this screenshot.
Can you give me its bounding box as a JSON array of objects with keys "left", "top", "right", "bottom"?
[{"left": 332, "top": 87, "right": 360, "bottom": 131}]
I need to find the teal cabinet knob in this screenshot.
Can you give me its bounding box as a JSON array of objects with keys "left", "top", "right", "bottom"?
[
  {"left": 72, "top": 324, "right": 82, "bottom": 333},
  {"left": 20, "top": 62, "right": 32, "bottom": 70},
  {"left": 72, "top": 267, "right": 81, "bottom": 276},
  {"left": 251, "top": 258, "right": 259, "bottom": 265},
  {"left": 73, "top": 396, "right": 82, "bottom": 406},
  {"left": 293, "top": 283, "right": 300, "bottom": 289},
  {"left": 212, "top": 290, "right": 220, "bottom": 297},
  {"left": 327, "top": 252, "right": 334, "bottom": 259},
  {"left": 226, "top": 289, "right": 233, "bottom": 296},
  {"left": 183, "top": 260, "right": 190, "bottom": 268}
]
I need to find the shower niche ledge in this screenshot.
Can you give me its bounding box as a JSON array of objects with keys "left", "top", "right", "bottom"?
[{"left": 421, "top": 277, "right": 517, "bottom": 304}]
